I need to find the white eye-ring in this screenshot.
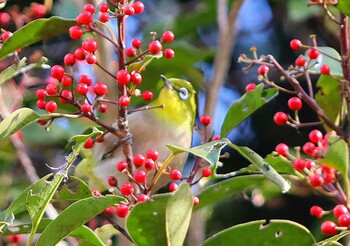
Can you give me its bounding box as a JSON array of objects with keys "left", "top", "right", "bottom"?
[{"left": 178, "top": 87, "right": 189, "bottom": 100}]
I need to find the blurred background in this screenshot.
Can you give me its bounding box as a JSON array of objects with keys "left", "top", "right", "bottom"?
[{"left": 0, "top": 0, "right": 340, "bottom": 244}]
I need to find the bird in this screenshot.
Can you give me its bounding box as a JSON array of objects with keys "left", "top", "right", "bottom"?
[{"left": 77, "top": 75, "right": 196, "bottom": 194}]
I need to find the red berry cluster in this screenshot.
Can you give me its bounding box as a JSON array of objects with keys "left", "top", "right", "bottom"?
[{"left": 310, "top": 204, "right": 350, "bottom": 236}]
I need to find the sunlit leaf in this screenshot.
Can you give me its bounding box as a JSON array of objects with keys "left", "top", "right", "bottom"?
[
  {"left": 54, "top": 176, "right": 93, "bottom": 201},
  {"left": 221, "top": 84, "right": 278, "bottom": 137},
  {"left": 322, "top": 136, "right": 348, "bottom": 178},
  {"left": 201, "top": 220, "right": 316, "bottom": 246}
]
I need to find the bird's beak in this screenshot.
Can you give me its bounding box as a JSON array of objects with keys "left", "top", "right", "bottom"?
[{"left": 161, "top": 74, "right": 173, "bottom": 90}]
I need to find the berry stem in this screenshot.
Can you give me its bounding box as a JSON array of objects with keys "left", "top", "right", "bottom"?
[
  {"left": 147, "top": 153, "right": 175, "bottom": 192},
  {"left": 102, "top": 214, "right": 134, "bottom": 243}
]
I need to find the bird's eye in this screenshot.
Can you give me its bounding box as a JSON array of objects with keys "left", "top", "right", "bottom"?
[{"left": 178, "top": 87, "right": 189, "bottom": 100}]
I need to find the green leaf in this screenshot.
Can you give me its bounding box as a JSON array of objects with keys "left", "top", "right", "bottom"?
[
  {"left": 201, "top": 219, "right": 316, "bottom": 246},
  {"left": 337, "top": 0, "right": 350, "bottom": 18},
  {"left": 0, "top": 17, "right": 76, "bottom": 60},
  {"left": 26, "top": 174, "right": 63, "bottom": 244},
  {"left": 36, "top": 195, "right": 124, "bottom": 246},
  {"left": 264, "top": 154, "right": 296, "bottom": 175},
  {"left": 0, "top": 213, "right": 14, "bottom": 233},
  {"left": 0, "top": 108, "right": 41, "bottom": 142},
  {"left": 315, "top": 75, "right": 342, "bottom": 127},
  {"left": 228, "top": 144, "right": 291, "bottom": 193},
  {"left": 307, "top": 47, "right": 342, "bottom": 76},
  {"left": 220, "top": 84, "right": 278, "bottom": 137},
  {"left": 128, "top": 53, "right": 162, "bottom": 73},
  {"left": 127, "top": 183, "right": 193, "bottom": 246},
  {"left": 167, "top": 138, "right": 230, "bottom": 166},
  {"left": 318, "top": 230, "right": 350, "bottom": 245},
  {"left": 322, "top": 136, "right": 348, "bottom": 178},
  {"left": 195, "top": 175, "right": 266, "bottom": 211},
  {"left": 54, "top": 176, "right": 93, "bottom": 201},
  {"left": 93, "top": 224, "right": 120, "bottom": 245}
]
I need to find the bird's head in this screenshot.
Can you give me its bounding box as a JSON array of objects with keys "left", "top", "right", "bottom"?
[{"left": 149, "top": 75, "right": 196, "bottom": 128}]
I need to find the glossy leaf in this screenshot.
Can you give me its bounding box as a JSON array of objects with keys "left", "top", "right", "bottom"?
[
  {"left": 127, "top": 183, "right": 193, "bottom": 246},
  {"left": 322, "top": 136, "right": 348, "bottom": 178},
  {"left": 0, "top": 108, "right": 41, "bottom": 141},
  {"left": 318, "top": 230, "right": 350, "bottom": 245},
  {"left": 315, "top": 75, "right": 342, "bottom": 127},
  {"left": 195, "top": 175, "right": 266, "bottom": 211},
  {"left": 307, "top": 47, "right": 342, "bottom": 75},
  {"left": 264, "top": 154, "right": 296, "bottom": 175},
  {"left": 221, "top": 84, "right": 278, "bottom": 137},
  {"left": 201, "top": 219, "right": 316, "bottom": 246},
  {"left": 128, "top": 53, "right": 162, "bottom": 73},
  {"left": 0, "top": 17, "right": 76, "bottom": 59},
  {"left": 228, "top": 143, "right": 291, "bottom": 193},
  {"left": 54, "top": 176, "right": 93, "bottom": 201},
  {"left": 337, "top": 0, "right": 350, "bottom": 19},
  {"left": 36, "top": 195, "right": 124, "bottom": 246},
  {"left": 167, "top": 138, "right": 230, "bottom": 166}
]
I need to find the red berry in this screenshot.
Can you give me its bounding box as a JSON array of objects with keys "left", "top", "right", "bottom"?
[
  {"left": 295, "top": 57, "right": 306, "bottom": 67},
  {"left": 273, "top": 111, "right": 288, "bottom": 126},
  {"left": 144, "top": 159, "right": 155, "bottom": 170},
  {"left": 146, "top": 149, "right": 159, "bottom": 161},
  {"left": 99, "top": 12, "right": 110, "bottom": 22},
  {"left": 321, "top": 221, "right": 337, "bottom": 235},
  {"left": 50, "top": 65, "right": 65, "bottom": 80},
  {"left": 107, "top": 176, "right": 118, "bottom": 187},
  {"left": 116, "top": 70, "right": 131, "bottom": 84},
  {"left": 91, "top": 188, "right": 101, "bottom": 197},
  {"left": 257, "top": 65, "right": 269, "bottom": 75},
  {"left": 132, "top": 38, "right": 142, "bottom": 48},
  {"left": 132, "top": 1, "right": 145, "bottom": 14},
  {"left": 164, "top": 48, "right": 175, "bottom": 59},
  {"left": 275, "top": 143, "right": 289, "bottom": 156},
  {"left": 308, "top": 49, "right": 319, "bottom": 60},
  {"left": 213, "top": 135, "right": 221, "bottom": 140},
  {"left": 202, "top": 168, "right": 212, "bottom": 177},
  {"left": 59, "top": 90, "right": 73, "bottom": 104},
  {"left": 84, "top": 137, "right": 94, "bottom": 148},
  {"left": 81, "top": 103, "right": 92, "bottom": 113},
  {"left": 32, "top": 4, "right": 46, "bottom": 18},
  {"left": 333, "top": 204, "right": 348, "bottom": 218},
  {"left": 45, "top": 83, "right": 58, "bottom": 95},
  {"left": 287, "top": 97, "right": 302, "bottom": 111},
  {"left": 93, "top": 82, "right": 108, "bottom": 96},
  {"left": 320, "top": 64, "right": 330, "bottom": 75},
  {"left": 142, "top": 90, "right": 153, "bottom": 101},
  {"left": 200, "top": 115, "right": 211, "bottom": 126},
  {"left": 78, "top": 74, "right": 92, "bottom": 86},
  {"left": 134, "top": 170, "right": 147, "bottom": 183},
  {"left": 8, "top": 234, "right": 23, "bottom": 243},
  {"left": 64, "top": 53, "right": 76, "bottom": 66},
  {"left": 36, "top": 88, "right": 46, "bottom": 99},
  {"left": 133, "top": 154, "right": 145, "bottom": 167},
  {"left": 170, "top": 169, "right": 182, "bottom": 180},
  {"left": 76, "top": 11, "right": 93, "bottom": 25},
  {"left": 303, "top": 142, "right": 316, "bottom": 156},
  {"left": 310, "top": 205, "right": 323, "bottom": 218},
  {"left": 36, "top": 99, "right": 46, "bottom": 109},
  {"left": 76, "top": 83, "right": 89, "bottom": 95},
  {"left": 98, "top": 103, "right": 108, "bottom": 113},
  {"left": 84, "top": 3, "right": 95, "bottom": 14},
  {"left": 82, "top": 39, "right": 98, "bottom": 53},
  {"left": 169, "top": 182, "right": 178, "bottom": 192},
  {"left": 116, "top": 203, "right": 129, "bottom": 218},
  {"left": 104, "top": 206, "right": 116, "bottom": 218},
  {"left": 309, "top": 174, "right": 324, "bottom": 187},
  {"left": 338, "top": 213, "right": 350, "bottom": 227},
  {"left": 61, "top": 76, "right": 73, "bottom": 87},
  {"left": 1, "top": 31, "right": 12, "bottom": 41},
  {"left": 293, "top": 159, "right": 306, "bottom": 171},
  {"left": 74, "top": 47, "right": 87, "bottom": 60},
  {"left": 119, "top": 95, "right": 130, "bottom": 107},
  {"left": 162, "top": 31, "right": 175, "bottom": 43},
  {"left": 148, "top": 40, "right": 162, "bottom": 54},
  {"left": 309, "top": 129, "right": 323, "bottom": 143},
  {"left": 99, "top": 3, "right": 109, "bottom": 12},
  {"left": 85, "top": 53, "right": 97, "bottom": 64},
  {"left": 124, "top": 6, "right": 135, "bottom": 16},
  {"left": 245, "top": 83, "right": 256, "bottom": 92},
  {"left": 95, "top": 135, "right": 104, "bottom": 143},
  {"left": 126, "top": 47, "right": 137, "bottom": 57},
  {"left": 193, "top": 196, "right": 200, "bottom": 206},
  {"left": 45, "top": 100, "right": 57, "bottom": 113},
  {"left": 323, "top": 173, "right": 334, "bottom": 184},
  {"left": 130, "top": 71, "right": 142, "bottom": 84},
  {"left": 137, "top": 194, "right": 148, "bottom": 202},
  {"left": 120, "top": 182, "right": 134, "bottom": 196},
  {"left": 116, "top": 161, "right": 128, "bottom": 172},
  {"left": 69, "top": 26, "right": 83, "bottom": 40},
  {"left": 0, "top": 12, "right": 10, "bottom": 26},
  {"left": 290, "top": 39, "right": 302, "bottom": 50}
]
